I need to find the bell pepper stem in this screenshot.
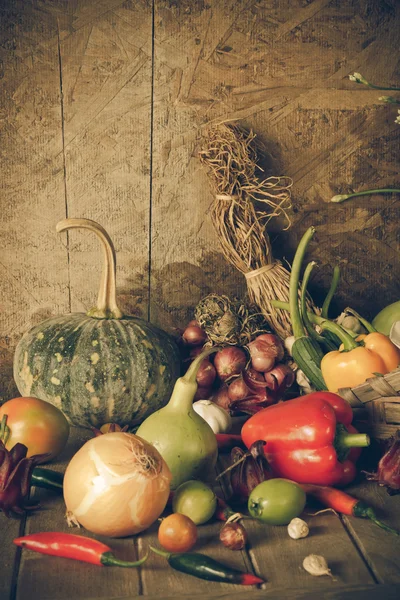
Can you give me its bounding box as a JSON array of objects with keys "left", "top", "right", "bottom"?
[
  {"left": 318, "top": 319, "right": 359, "bottom": 351},
  {"left": 290, "top": 227, "right": 316, "bottom": 339},
  {"left": 331, "top": 188, "right": 400, "bottom": 203},
  {"left": 335, "top": 423, "right": 370, "bottom": 456},
  {"left": 321, "top": 265, "right": 340, "bottom": 318},
  {"left": 338, "top": 431, "right": 370, "bottom": 448}
]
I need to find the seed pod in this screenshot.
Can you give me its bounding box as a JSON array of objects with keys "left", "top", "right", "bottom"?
[{"left": 219, "top": 521, "right": 247, "bottom": 551}]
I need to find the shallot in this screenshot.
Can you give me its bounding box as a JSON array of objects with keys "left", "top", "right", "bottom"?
[
  {"left": 196, "top": 359, "right": 217, "bottom": 388},
  {"left": 219, "top": 521, "right": 247, "bottom": 550},
  {"left": 247, "top": 334, "right": 284, "bottom": 373},
  {"left": 182, "top": 325, "right": 207, "bottom": 346},
  {"left": 211, "top": 385, "right": 232, "bottom": 411},
  {"left": 364, "top": 430, "right": 400, "bottom": 494},
  {"left": 214, "top": 347, "right": 247, "bottom": 382},
  {"left": 264, "top": 364, "right": 295, "bottom": 394}
]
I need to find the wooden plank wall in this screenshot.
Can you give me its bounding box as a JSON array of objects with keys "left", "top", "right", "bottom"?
[{"left": 1, "top": 1, "right": 399, "bottom": 392}]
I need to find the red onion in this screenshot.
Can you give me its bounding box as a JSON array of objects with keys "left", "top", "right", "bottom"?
[
  {"left": 194, "top": 385, "right": 213, "bottom": 401},
  {"left": 211, "top": 385, "right": 232, "bottom": 411},
  {"left": 247, "top": 334, "right": 285, "bottom": 373},
  {"left": 364, "top": 431, "right": 400, "bottom": 494},
  {"left": 243, "top": 368, "right": 267, "bottom": 390},
  {"left": 214, "top": 347, "right": 247, "bottom": 382},
  {"left": 182, "top": 325, "right": 207, "bottom": 346},
  {"left": 187, "top": 319, "right": 200, "bottom": 327},
  {"left": 257, "top": 334, "right": 285, "bottom": 361},
  {"left": 264, "top": 364, "right": 295, "bottom": 394},
  {"left": 196, "top": 359, "right": 217, "bottom": 388},
  {"left": 228, "top": 376, "right": 254, "bottom": 403},
  {"left": 219, "top": 521, "right": 247, "bottom": 550}
]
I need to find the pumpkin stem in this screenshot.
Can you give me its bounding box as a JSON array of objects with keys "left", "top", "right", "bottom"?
[{"left": 56, "top": 218, "right": 123, "bottom": 319}]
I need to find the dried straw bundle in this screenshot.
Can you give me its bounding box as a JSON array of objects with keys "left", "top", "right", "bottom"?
[{"left": 199, "top": 123, "right": 316, "bottom": 339}]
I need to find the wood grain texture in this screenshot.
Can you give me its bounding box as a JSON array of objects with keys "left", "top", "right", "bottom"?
[
  {"left": 59, "top": 0, "right": 153, "bottom": 320},
  {"left": 0, "top": 0, "right": 69, "bottom": 403},
  {"left": 341, "top": 479, "right": 400, "bottom": 585}
]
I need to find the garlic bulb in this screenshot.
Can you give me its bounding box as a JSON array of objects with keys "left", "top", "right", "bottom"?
[
  {"left": 192, "top": 400, "right": 232, "bottom": 434},
  {"left": 287, "top": 517, "right": 309, "bottom": 539}
]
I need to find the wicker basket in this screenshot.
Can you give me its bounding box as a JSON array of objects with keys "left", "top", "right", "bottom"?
[{"left": 338, "top": 367, "right": 400, "bottom": 440}]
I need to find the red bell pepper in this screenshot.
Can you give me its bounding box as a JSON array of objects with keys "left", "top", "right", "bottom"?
[{"left": 241, "top": 392, "right": 369, "bottom": 486}]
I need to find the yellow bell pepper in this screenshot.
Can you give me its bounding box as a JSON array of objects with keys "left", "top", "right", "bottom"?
[{"left": 320, "top": 325, "right": 400, "bottom": 393}]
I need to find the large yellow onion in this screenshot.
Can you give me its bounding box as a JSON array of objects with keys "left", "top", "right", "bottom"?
[{"left": 63, "top": 432, "right": 171, "bottom": 537}]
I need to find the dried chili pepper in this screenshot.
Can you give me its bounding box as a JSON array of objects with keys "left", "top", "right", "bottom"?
[
  {"left": 14, "top": 532, "right": 148, "bottom": 567},
  {"left": 150, "top": 546, "right": 264, "bottom": 585},
  {"left": 0, "top": 440, "right": 48, "bottom": 517}
]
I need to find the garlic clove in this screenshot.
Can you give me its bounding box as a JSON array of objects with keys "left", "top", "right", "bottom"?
[
  {"left": 287, "top": 517, "right": 309, "bottom": 539},
  {"left": 302, "top": 554, "right": 333, "bottom": 578}
]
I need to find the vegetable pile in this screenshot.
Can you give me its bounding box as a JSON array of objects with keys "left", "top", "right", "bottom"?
[
  {"left": 179, "top": 304, "right": 295, "bottom": 418},
  {"left": 2, "top": 213, "right": 400, "bottom": 590}
]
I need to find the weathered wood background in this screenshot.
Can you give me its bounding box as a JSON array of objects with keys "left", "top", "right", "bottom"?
[{"left": 1, "top": 0, "right": 399, "bottom": 403}]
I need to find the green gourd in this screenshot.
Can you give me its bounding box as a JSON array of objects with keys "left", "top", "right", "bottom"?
[
  {"left": 372, "top": 300, "right": 400, "bottom": 336},
  {"left": 13, "top": 218, "right": 181, "bottom": 428},
  {"left": 136, "top": 347, "right": 219, "bottom": 490}
]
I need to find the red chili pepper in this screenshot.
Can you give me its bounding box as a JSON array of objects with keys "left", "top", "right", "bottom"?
[
  {"left": 241, "top": 392, "right": 370, "bottom": 486},
  {"left": 14, "top": 532, "right": 148, "bottom": 567},
  {"left": 301, "top": 483, "right": 400, "bottom": 536}
]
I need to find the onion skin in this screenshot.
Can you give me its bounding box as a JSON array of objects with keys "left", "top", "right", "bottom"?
[
  {"left": 228, "top": 376, "right": 254, "bottom": 403},
  {"left": 196, "top": 360, "right": 217, "bottom": 388},
  {"left": 63, "top": 432, "right": 172, "bottom": 538},
  {"left": 247, "top": 334, "right": 284, "bottom": 373},
  {"left": 211, "top": 385, "right": 232, "bottom": 411},
  {"left": 214, "top": 347, "right": 247, "bottom": 382},
  {"left": 182, "top": 325, "right": 207, "bottom": 346},
  {"left": 264, "top": 364, "right": 295, "bottom": 394},
  {"left": 194, "top": 385, "right": 213, "bottom": 401}
]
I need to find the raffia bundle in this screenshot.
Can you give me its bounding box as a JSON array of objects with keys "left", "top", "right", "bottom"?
[{"left": 199, "top": 123, "right": 316, "bottom": 339}]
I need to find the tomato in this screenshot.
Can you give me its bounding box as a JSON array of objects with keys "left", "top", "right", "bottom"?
[
  {"left": 172, "top": 480, "right": 217, "bottom": 525},
  {"left": 248, "top": 479, "right": 306, "bottom": 525},
  {"left": 0, "top": 397, "right": 70, "bottom": 463},
  {"left": 158, "top": 513, "right": 198, "bottom": 552}
]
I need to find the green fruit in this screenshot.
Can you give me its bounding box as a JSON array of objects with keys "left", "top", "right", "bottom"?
[
  {"left": 13, "top": 219, "right": 181, "bottom": 428},
  {"left": 248, "top": 479, "right": 306, "bottom": 525},
  {"left": 172, "top": 480, "right": 217, "bottom": 525},
  {"left": 372, "top": 300, "right": 400, "bottom": 336}
]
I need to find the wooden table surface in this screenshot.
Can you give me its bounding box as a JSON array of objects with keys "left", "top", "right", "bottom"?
[
  {"left": 1, "top": 1, "right": 400, "bottom": 598},
  {"left": 1, "top": 427, "right": 400, "bottom": 600}
]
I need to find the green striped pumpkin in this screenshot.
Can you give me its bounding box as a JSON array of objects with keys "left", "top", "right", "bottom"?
[{"left": 13, "top": 219, "right": 181, "bottom": 428}]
